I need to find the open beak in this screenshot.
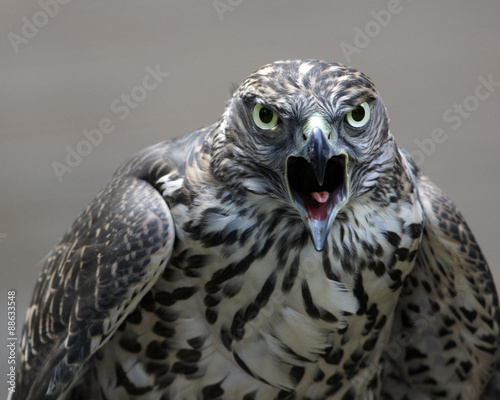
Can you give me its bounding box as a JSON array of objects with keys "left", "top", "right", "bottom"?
[{"left": 285, "top": 126, "right": 349, "bottom": 251}]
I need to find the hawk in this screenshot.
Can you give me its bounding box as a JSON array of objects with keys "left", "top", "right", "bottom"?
[{"left": 14, "top": 60, "right": 500, "bottom": 400}]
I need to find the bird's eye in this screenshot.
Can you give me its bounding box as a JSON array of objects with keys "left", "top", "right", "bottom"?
[
  {"left": 253, "top": 104, "right": 279, "bottom": 130},
  {"left": 346, "top": 102, "right": 370, "bottom": 128}
]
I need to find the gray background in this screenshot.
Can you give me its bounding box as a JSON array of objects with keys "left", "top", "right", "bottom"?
[{"left": 1, "top": 0, "right": 500, "bottom": 395}]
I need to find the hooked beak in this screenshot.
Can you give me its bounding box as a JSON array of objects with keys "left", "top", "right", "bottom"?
[{"left": 285, "top": 127, "right": 349, "bottom": 251}]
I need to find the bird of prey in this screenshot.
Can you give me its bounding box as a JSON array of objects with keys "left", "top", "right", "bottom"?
[{"left": 15, "top": 59, "right": 499, "bottom": 400}]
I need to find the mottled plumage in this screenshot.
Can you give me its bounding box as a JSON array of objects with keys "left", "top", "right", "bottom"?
[{"left": 14, "top": 60, "right": 499, "bottom": 400}]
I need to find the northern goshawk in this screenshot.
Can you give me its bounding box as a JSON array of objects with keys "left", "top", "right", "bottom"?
[{"left": 14, "top": 60, "right": 500, "bottom": 400}]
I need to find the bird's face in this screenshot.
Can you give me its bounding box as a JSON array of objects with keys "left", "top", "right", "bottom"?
[{"left": 211, "top": 60, "right": 394, "bottom": 251}]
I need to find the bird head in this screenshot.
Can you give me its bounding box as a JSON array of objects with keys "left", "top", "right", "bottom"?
[{"left": 211, "top": 59, "right": 394, "bottom": 251}]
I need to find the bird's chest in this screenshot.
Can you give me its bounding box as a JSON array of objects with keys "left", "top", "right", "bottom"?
[
  {"left": 135, "top": 194, "right": 421, "bottom": 398},
  {"left": 99, "top": 181, "right": 422, "bottom": 399}
]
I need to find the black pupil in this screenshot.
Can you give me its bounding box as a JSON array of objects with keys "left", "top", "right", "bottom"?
[
  {"left": 259, "top": 107, "right": 274, "bottom": 124},
  {"left": 351, "top": 105, "right": 365, "bottom": 122}
]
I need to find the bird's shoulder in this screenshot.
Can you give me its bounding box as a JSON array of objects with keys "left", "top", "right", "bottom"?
[
  {"left": 113, "top": 122, "right": 218, "bottom": 185},
  {"left": 13, "top": 124, "right": 222, "bottom": 399}
]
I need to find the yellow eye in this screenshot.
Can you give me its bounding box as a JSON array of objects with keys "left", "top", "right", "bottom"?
[
  {"left": 253, "top": 104, "right": 279, "bottom": 130},
  {"left": 346, "top": 102, "right": 370, "bottom": 128}
]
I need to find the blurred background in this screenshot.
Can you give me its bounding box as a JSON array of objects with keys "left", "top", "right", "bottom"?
[{"left": 1, "top": 1, "right": 500, "bottom": 395}]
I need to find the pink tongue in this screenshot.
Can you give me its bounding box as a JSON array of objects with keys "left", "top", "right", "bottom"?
[{"left": 311, "top": 191, "right": 330, "bottom": 203}]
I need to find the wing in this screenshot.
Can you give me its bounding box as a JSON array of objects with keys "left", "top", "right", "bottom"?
[
  {"left": 16, "top": 142, "right": 180, "bottom": 400},
  {"left": 382, "top": 156, "right": 500, "bottom": 399}
]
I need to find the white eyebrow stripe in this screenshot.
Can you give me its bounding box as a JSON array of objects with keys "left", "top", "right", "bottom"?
[{"left": 303, "top": 113, "right": 331, "bottom": 137}]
